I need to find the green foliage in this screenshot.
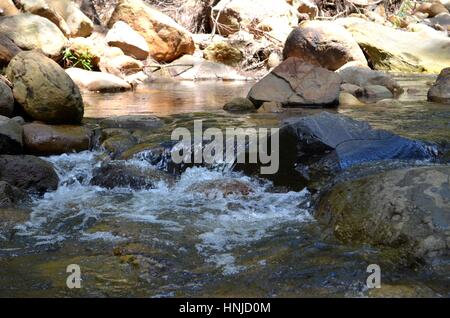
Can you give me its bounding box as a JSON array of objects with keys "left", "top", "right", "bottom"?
[{"left": 62, "top": 48, "right": 94, "bottom": 71}]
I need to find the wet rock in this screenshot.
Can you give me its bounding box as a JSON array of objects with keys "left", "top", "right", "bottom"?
[
  {"left": 356, "top": 85, "right": 394, "bottom": 102},
  {"left": 65, "top": 67, "right": 131, "bottom": 92},
  {"left": 211, "top": 0, "right": 299, "bottom": 42},
  {"left": 105, "top": 21, "right": 150, "bottom": 60},
  {"left": 100, "top": 115, "right": 162, "bottom": 130},
  {"left": 6, "top": 51, "right": 84, "bottom": 124},
  {"left": 0, "top": 13, "right": 67, "bottom": 58},
  {"left": 428, "top": 67, "right": 450, "bottom": 104},
  {"left": 153, "top": 55, "right": 247, "bottom": 81},
  {"left": 0, "top": 155, "right": 59, "bottom": 195},
  {"left": 0, "top": 115, "right": 23, "bottom": 155},
  {"left": 204, "top": 41, "right": 243, "bottom": 67},
  {"left": 316, "top": 165, "right": 450, "bottom": 261},
  {"left": 0, "top": 181, "right": 30, "bottom": 209},
  {"left": 0, "top": 33, "right": 21, "bottom": 67},
  {"left": 337, "top": 17, "right": 450, "bottom": 73},
  {"left": 0, "top": 208, "right": 30, "bottom": 241},
  {"left": 0, "top": 80, "right": 14, "bottom": 117},
  {"left": 247, "top": 57, "right": 342, "bottom": 108},
  {"left": 0, "top": 0, "right": 20, "bottom": 16},
  {"left": 223, "top": 98, "right": 256, "bottom": 113},
  {"left": 23, "top": 123, "right": 92, "bottom": 155},
  {"left": 283, "top": 21, "right": 367, "bottom": 71},
  {"left": 375, "top": 99, "right": 402, "bottom": 107},
  {"left": 101, "top": 135, "right": 137, "bottom": 159},
  {"left": 90, "top": 161, "right": 173, "bottom": 190},
  {"left": 108, "top": 0, "right": 195, "bottom": 63},
  {"left": 337, "top": 64, "right": 402, "bottom": 95},
  {"left": 340, "top": 83, "right": 361, "bottom": 95},
  {"left": 187, "top": 179, "right": 253, "bottom": 198}
]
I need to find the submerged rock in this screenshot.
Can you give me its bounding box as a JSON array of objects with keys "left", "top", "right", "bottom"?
[
  {"left": 23, "top": 123, "right": 92, "bottom": 155},
  {"left": 100, "top": 115, "right": 162, "bottom": 130},
  {"left": 0, "top": 181, "right": 30, "bottom": 209},
  {"left": 90, "top": 161, "right": 173, "bottom": 190},
  {"left": 283, "top": 21, "right": 367, "bottom": 71},
  {"left": 6, "top": 51, "right": 84, "bottom": 124},
  {"left": 0, "top": 13, "right": 67, "bottom": 58},
  {"left": 187, "top": 179, "right": 253, "bottom": 198},
  {"left": 428, "top": 67, "right": 450, "bottom": 104},
  {"left": 0, "top": 115, "right": 23, "bottom": 155},
  {"left": 316, "top": 165, "right": 450, "bottom": 261},
  {"left": 0, "top": 155, "right": 59, "bottom": 195},
  {"left": 247, "top": 57, "right": 342, "bottom": 108},
  {"left": 223, "top": 98, "right": 256, "bottom": 113}
]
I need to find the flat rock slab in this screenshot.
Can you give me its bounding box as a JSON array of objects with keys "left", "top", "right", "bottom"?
[{"left": 100, "top": 115, "right": 163, "bottom": 130}]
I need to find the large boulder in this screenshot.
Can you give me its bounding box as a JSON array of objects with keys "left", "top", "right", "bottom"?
[
  {"left": 283, "top": 21, "right": 367, "bottom": 71},
  {"left": 0, "top": 0, "right": 20, "bottom": 16},
  {"left": 105, "top": 21, "right": 150, "bottom": 60},
  {"left": 337, "top": 17, "right": 450, "bottom": 73},
  {"left": 0, "top": 13, "right": 67, "bottom": 58},
  {"left": 0, "top": 115, "right": 23, "bottom": 154},
  {"left": 210, "top": 0, "right": 299, "bottom": 42},
  {"left": 0, "top": 155, "right": 59, "bottom": 194},
  {"left": 23, "top": 123, "right": 92, "bottom": 155},
  {"left": 65, "top": 67, "right": 131, "bottom": 92},
  {"left": 0, "top": 33, "right": 21, "bottom": 67},
  {"left": 247, "top": 57, "right": 342, "bottom": 108},
  {"left": 0, "top": 80, "right": 14, "bottom": 117},
  {"left": 316, "top": 166, "right": 450, "bottom": 260},
  {"left": 6, "top": 51, "right": 84, "bottom": 124},
  {"left": 18, "top": 0, "right": 94, "bottom": 37},
  {"left": 428, "top": 67, "right": 450, "bottom": 104},
  {"left": 90, "top": 161, "right": 173, "bottom": 190},
  {"left": 108, "top": 0, "right": 195, "bottom": 63}
]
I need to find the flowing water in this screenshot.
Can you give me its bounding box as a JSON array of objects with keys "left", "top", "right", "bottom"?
[{"left": 0, "top": 75, "right": 449, "bottom": 297}]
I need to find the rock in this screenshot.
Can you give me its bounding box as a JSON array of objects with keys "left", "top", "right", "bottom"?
[
  {"left": 210, "top": 0, "right": 299, "bottom": 42},
  {"left": 65, "top": 67, "right": 131, "bottom": 92},
  {"left": 0, "top": 208, "right": 30, "bottom": 241},
  {"left": 90, "top": 161, "right": 172, "bottom": 190},
  {"left": 0, "top": 115, "right": 23, "bottom": 154},
  {"left": 101, "top": 135, "right": 137, "bottom": 158},
  {"left": 289, "top": 0, "right": 318, "bottom": 19},
  {"left": 105, "top": 21, "right": 149, "bottom": 60},
  {"left": 152, "top": 54, "right": 247, "bottom": 81},
  {"left": 375, "top": 99, "right": 402, "bottom": 107},
  {"left": 64, "top": 36, "right": 105, "bottom": 69},
  {"left": 336, "top": 64, "right": 402, "bottom": 95},
  {"left": 223, "top": 97, "right": 256, "bottom": 113},
  {"left": 0, "top": 0, "right": 19, "bottom": 16},
  {"left": 368, "top": 284, "right": 438, "bottom": 298},
  {"left": 239, "top": 113, "right": 438, "bottom": 189},
  {"left": 0, "top": 155, "right": 59, "bottom": 194},
  {"left": 340, "top": 83, "right": 361, "bottom": 95},
  {"left": 427, "top": 12, "right": 450, "bottom": 31},
  {"left": 23, "top": 123, "right": 92, "bottom": 155},
  {"left": 356, "top": 85, "right": 394, "bottom": 102},
  {"left": 99, "top": 55, "right": 144, "bottom": 79},
  {"left": 187, "top": 179, "right": 253, "bottom": 198},
  {"left": 339, "top": 92, "right": 364, "bottom": 106},
  {"left": 108, "top": 0, "right": 195, "bottom": 63},
  {"left": 0, "top": 80, "right": 14, "bottom": 117},
  {"left": 428, "top": 67, "right": 450, "bottom": 104},
  {"left": 258, "top": 101, "right": 283, "bottom": 113},
  {"left": 0, "top": 13, "right": 67, "bottom": 58},
  {"left": 203, "top": 41, "right": 243, "bottom": 67},
  {"left": 64, "top": 1, "right": 94, "bottom": 37},
  {"left": 0, "top": 181, "right": 30, "bottom": 209},
  {"left": 337, "top": 17, "right": 450, "bottom": 73},
  {"left": 283, "top": 21, "right": 368, "bottom": 71},
  {"left": 316, "top": 166, "right": 450, "bottom": 260},
  {"left": 247, "top": 57, "right": 342, "bottom": 108},
  {"left": 442, "top": 0, "right": 450, "bottom": 11},
  {"left": 100, "top": 115, "right": 162, "bottom": 130},
  {"left": 0, "top": 33, "right": 21, "bottom": 67},
  {"left": 6, "top": 51, "right": 84, "bottom": 124},
  {"left": 417, "top": 2, "right": 449, "bottom": 18}
]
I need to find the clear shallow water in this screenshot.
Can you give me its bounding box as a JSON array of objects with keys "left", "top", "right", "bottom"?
[{"left": 1, "top": 75, "right": 449, "bottom": 297}]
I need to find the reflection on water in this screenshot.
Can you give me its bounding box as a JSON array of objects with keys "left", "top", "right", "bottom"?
[{"left": 84, "top": 81, "right": 255, "bottom": 117}]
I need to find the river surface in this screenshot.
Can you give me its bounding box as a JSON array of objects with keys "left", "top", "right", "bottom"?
[{"left": 0, "top": 75, "right": 449, "bottom": 297}]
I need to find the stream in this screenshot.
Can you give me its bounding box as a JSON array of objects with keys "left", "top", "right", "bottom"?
[{"left": 0, "top": 74, "right": 449, "bottom": 297}]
